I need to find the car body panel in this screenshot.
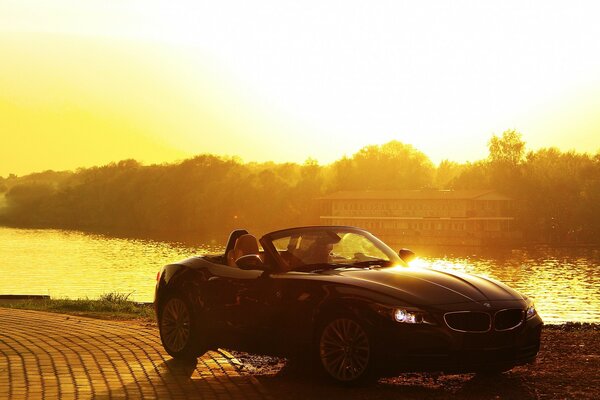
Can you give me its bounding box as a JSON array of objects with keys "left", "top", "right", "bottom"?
[{"left": 155, "top": 226, "right": 542, "bottom": 375}]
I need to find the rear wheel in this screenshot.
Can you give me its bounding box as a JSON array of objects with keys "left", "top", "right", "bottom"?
[
  {"left": 317, "top": 316, "right": 377, "bottom": 384},
  {"left": 159, "top": 294, "right": 205, "bottom": 359}
]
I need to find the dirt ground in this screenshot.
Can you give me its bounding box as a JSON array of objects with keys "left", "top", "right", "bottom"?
[{"left": 232, "top": 323, "right": 600, "bottom": 400}]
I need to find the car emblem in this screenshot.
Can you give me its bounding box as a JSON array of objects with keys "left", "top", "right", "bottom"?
[{"left": 483, "top": 302, "right": 491, "bottom": 308}]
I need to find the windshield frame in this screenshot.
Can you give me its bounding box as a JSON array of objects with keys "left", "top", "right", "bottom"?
[{"left": 260, "top": 225, "right": 403, "bottom": 273}]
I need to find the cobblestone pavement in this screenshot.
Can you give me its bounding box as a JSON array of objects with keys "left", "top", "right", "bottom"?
[{"left": 0, "top": 308, "right": 270, "bottom": 399}]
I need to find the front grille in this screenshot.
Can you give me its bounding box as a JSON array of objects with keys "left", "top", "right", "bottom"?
[
  {"left": 444, "top": 312, "right": 491, "bottom": 332},
  {"left": 494, "top": 309, "right": 524, "bottom": 331}
]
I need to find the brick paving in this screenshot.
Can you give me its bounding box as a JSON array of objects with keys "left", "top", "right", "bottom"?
[{"left": 0, "top": 308, "right": 270, "bottom": 399}]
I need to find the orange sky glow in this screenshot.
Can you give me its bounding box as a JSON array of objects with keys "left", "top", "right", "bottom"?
[{"left": 1, "top": 0, "right": 599, "bottom": 176}]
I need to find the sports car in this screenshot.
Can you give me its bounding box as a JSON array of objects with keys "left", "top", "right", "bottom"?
[{"left": 155, "top": 226, "right": 542, "bottom": 383}]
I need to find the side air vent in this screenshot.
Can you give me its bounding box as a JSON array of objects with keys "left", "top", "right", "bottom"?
[
  {"left": 495, "top": 309, "right": 524, "bottom": 331},
  {"left": 444, "top": 311, "right": 491, "bottom": 332}
]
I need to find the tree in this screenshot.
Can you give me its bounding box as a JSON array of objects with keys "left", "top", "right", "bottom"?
[
  {"left": 486, "top": 130, "right": 527, "bottom": 195},
  {"left": 517, "top": 148, "right": 598, "bottom": 243},
  {"left": 330, "top": 140, "right": 434, "bottom": 190},
  {"left": 488, "top": 129, "right": 525, "bottom": 165},
  {"left": 449, "top": 161, "right": 491, "bottom": 189},
  {"left": 435, "top": 160, "right": 465, "bottom": 188},
  {"left": 3, "top": 182, "right": 57, "bottom": 225}
]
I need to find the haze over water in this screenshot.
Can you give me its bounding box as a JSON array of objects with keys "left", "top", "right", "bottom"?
[{"left": 1, "top": 227, "right": 598, "bottom": 324}]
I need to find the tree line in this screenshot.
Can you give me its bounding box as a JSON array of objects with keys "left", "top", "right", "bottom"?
[{"left": 1, "top": 130, "right": 598, "bottom": 245}]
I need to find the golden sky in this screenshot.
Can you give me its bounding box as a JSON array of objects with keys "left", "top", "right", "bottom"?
[{"left": 1, "top": 0, "right": 599, "bottom": 176}]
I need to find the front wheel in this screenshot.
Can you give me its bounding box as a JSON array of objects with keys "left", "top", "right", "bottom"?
[
  {"left": 317, "top": 316, "right": 377, "bottom": 384},
  {"left": 159, "top": 294, "right": 205, "bottom": 359}
]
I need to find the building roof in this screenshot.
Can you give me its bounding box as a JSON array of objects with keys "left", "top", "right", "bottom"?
[{"left": 319, "top": 190, "right": 512, "bottom": 201}]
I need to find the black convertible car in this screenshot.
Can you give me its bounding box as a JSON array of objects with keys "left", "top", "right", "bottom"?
[{"left": 155, "top": 226, "right": 542, "bottom": 383}]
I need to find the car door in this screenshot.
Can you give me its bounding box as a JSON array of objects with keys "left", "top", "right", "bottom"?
[{"left": 203, "top": 264, "right": 283, "bottom": 350}]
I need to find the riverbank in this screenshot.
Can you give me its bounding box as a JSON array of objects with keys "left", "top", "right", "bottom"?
[
  {"left": 4, "top": 222, "right": 600, "bottom": 251},
  {"left": 0, "top": 221, "right": 226, "bottom": 247},
  {"left": 0, "top": 293, "right": 155, "bottom": 322}
]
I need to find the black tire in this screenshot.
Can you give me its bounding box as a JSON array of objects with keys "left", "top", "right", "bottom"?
[
  {"left": 159, "top": 294, "right": 206, "bottom": 360},
  {"left": 316, "top": 315, "right": 378, "bottom": 385}
]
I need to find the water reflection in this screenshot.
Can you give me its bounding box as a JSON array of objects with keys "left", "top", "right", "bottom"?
[
  {"left": 0, "top": 227, "right": 216, "bottom": 303},
  {"left": 1, "top": 227, "right": 598, "bottom": 323},
  {"left": 413, "top": 247, "right": 600, "bottom": 324}
]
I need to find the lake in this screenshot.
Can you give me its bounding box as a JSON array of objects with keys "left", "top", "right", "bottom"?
[{"left": 1, "top": 226, "right": 598, "bottom": 324}]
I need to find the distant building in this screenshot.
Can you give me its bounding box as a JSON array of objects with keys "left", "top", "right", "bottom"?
[{"left": 318, "top": 190, "right": 519, "bottom": 246}]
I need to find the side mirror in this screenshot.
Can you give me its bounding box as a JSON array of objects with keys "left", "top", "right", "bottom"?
[
  {"left": 236, "top": 254, "right": 268, "bottom": 271},
  {"left": 399, "top": 248, "right": 416, "bottom": 263}
]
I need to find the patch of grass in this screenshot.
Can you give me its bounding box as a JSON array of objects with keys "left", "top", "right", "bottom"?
[
  {"left": 0, "top": 292, "right": 155, "bottom": 322},
  {"left": 98, "top": 291, "right": 133, "bottom": 303}
]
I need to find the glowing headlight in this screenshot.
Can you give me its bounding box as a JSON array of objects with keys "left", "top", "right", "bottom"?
[
  {"left": 394, "top": 308, "right": 424, "bottom": 324},
  {"left": 526, "top": 303, "right": 537, "bottom": 319}
]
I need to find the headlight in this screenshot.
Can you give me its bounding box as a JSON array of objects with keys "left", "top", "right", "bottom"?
[
  {"left": 526, "top": 302, "right": 537, "bottom": 319},
  {"left": 393, "top": 308, "right": 429, "bottom": 324}
]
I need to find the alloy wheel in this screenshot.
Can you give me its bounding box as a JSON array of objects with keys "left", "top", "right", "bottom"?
[
  {"left": 319, "top": 318, "right": 371, "bottom": 382},
  {"left": 161, "top": 297, "right": 191, "bottom": 353}
]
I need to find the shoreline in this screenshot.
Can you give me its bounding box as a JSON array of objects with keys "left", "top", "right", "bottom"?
[
  {"left": 2, "top": 224, "right": 600, "bottom": 251},
  {"left": 2, "top": 295, "right": 600, "bottom": 328},
  {"left": 2, "top": 297, "right": 599, "bottom": 329}
]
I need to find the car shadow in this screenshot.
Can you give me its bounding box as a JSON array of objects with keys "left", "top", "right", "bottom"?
[
  {"left": 91, "top": 358, "right": 264, "bottom": 400},
  {"left": 90, "top": 355, "right": 537, "bottom": 400},
  {"left": 253, "top": 362, "right": 537, "bottom": 400}
]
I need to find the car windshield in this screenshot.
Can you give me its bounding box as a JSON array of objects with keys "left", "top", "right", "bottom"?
[{"left": 265, "top": 227, "right": 402, "bottom": 272}]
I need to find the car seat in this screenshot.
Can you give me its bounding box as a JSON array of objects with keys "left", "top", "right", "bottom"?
[{"left": 227, "top": 234, "right": 260, "bottom": 267}]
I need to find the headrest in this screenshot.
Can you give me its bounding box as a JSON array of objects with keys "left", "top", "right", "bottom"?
[{"left": 233, "top": 234, "right": 259, "bottom": 254}]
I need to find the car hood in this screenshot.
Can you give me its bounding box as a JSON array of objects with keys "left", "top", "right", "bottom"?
[{"left": 321, "top": 266, "right": 524, "bottom": 306}]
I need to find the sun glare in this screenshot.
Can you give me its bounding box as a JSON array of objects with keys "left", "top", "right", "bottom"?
[{"left": 407, "top": 257, "right": 431, "bottom": 270}]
